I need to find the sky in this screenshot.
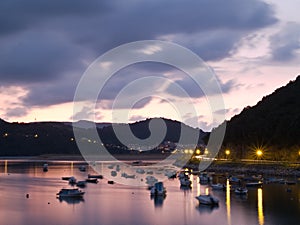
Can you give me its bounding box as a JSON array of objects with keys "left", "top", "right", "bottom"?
[{"left": 0, "top": 0, "right": 300, "bottom": 131}]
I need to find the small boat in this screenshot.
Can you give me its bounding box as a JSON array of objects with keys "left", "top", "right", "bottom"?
[
  {"left": 76, "top": 181, "right": 87, "bottom": 188},
  {"left": 111, "top": 171, "right": 117, "bottom": 177},
  {"left": 107, "top": 180, "right": 114, "bottom": 184},
  {"left": 199, "top": 172, "right": 211, "bottom": 184},
  {"left": 234, "top": 187, "right": 248, "bottom": 195},
  {"left": 132, "top": 160, "right": 143, "bottom": 166},
  {"left": 88, "top": 174, "right": 103, "bottom": 179},
  {"left": 57, "top": 188, "right": 85, "bottom": 198},
  {"left": 79, "top": 165, "right": 86, "bottom": 172},
  {"left": 246, "top": 182, "right": 263, "bottom": 187},
  {"left": 68, "top": 176, "right": 77, "bottom": 185},
  {"left": 211, "top": 183, "right": 226, "bottom": 190},
  {"left": 121, "top": 172, "right": 135, "bottom": 179},
  {"left": 43, "top": 164, "right": 48, "bottom": 172},
  {"left": 150, "top": 182, "right": 167, "bottom": 196},
  {"left": 86, "top": 178, "right": 98, "bottom": 183},
  {"left": 286, "top": 180, "right": 297, "bottom": 185},
  {"left": 180, "top": 177, "right": 192, "bottom": 187},
  {"left": 196, "top": 194, "right": 219, "bottom": 205},
  {"left": 62, "top": 176, "right": 72, "bottom": 181},
  {"left": 136, "top": 168, "right": 145, "bottom": 174}
]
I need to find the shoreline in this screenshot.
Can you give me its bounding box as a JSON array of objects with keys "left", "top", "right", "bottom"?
[{"left": 1, "top": 154, "right": 299, "bottom": 177}]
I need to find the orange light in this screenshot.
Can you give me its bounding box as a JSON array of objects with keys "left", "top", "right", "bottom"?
[
  {"left": 225, "top": 150, "right": 230, "bottom": 155},
  {"left": 256, "top": 149, "right": 263, "bottom": 157}
]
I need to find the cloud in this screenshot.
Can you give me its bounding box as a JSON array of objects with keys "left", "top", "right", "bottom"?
[
  {"left": 0, "top": 0, "right": 278, "bottom": 114},
  {"left": 269, "top": 22, "right": 300, "bottom": 62},
  {"left": 5, "top": 107, "right": 28, "bottom": 118}
]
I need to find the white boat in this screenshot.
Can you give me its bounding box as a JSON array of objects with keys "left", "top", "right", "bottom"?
[
  {"left": 57, "top": 188, "right": 85, "bottom": 197},
  {"left": 211, "top": 183, "right": 225, "bottom": 190},
  {"left": 234, "top": 187, "right": 248, "bottom": 195},
  {"left": 196, "top": 194, "right": 219, "bottom": 205},
  {"left": 150, "top": 182, "right": 167, "bottom": 196}
]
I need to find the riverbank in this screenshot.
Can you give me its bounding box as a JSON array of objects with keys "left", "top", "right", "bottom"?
[{"left": 202, "top": 161, "right": 300, "bottom": 177}]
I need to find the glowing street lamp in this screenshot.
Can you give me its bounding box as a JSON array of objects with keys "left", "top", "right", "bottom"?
[
  {"left": 225, "top": 149, "right": 230, "bottom": 160},
  {"left": 256, "top": 149, "right": 263, "bottom": 158}
]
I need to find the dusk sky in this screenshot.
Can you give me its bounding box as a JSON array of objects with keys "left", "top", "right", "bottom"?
[{"left": 1, "top": 0, "right": 299, "bottom": 131}]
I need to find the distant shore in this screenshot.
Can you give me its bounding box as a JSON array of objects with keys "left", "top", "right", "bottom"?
[{"left": 1, "top": 154, "right": 299, "bottom": 177}]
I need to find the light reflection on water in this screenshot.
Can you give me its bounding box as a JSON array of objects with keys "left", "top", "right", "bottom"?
[
  {"left": 226, "top": 179, "right": 231, "bottom": 225},
  {"left": 258, "top": 188, "right": 264, "bottom": 225},
  {"left": 0, "top": 160, "right": 299, "bottom": 225}
]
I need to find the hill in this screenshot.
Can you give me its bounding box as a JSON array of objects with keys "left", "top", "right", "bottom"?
[
  {"left": 217, "top": 75, "right": 300, "bottom": 160},
  {"left": 0, "top": 118, "right": 206, "bottom": 156}
]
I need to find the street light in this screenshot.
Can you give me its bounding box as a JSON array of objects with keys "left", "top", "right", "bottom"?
[
  {"left": 256, "top": 149, "right": 263, "bottom": 158},
  {"left": 225, "top": 149, "right": 230, "bottom": 160}
]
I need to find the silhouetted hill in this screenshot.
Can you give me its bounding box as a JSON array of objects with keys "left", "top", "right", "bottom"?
[
  {"left": 0, "top": 118, "right": 206, "bottom": 156},
  {"left": 217, "top": 75, "right": 300, "bottom": 159}
]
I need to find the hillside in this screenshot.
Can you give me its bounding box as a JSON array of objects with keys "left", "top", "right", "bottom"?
[
  {"left": 0, "top": 118, "right": 206, "bottom": 156},
  {"left": 218, "top": 75, "right": 300, "bottom": 159}
]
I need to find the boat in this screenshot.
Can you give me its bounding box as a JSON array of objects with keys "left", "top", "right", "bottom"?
[
  {"left": 199, "top": 172, "right": 211, "bottom": 184},
  {"left": 246, "top": 181, "right": 263, "bottom": 187},
  {"left": 234, "top": 187, "right": 248, "bottom": 195},
  {"left": 88, "top": 174, "right": 103, "bottom": 179},
  {"left": 107, "top": 180, "right": 114, "bottom": 184},
  {"left": 85, "top": 178, "right": 98, "bottom": 183},
  {"left": 195, "top": 194, "right": 219, "bottom": 205},
  {"left": 79, "top": 165, "right": 86, "bottom": 172},
  {"left": 68, "top": 176, "right": 77, "bottom": 185},
  {"left": 62, "top": 176, "right": 72, "bottom": 181},
  {"left": 211, "top": 183, "right": 226, "bottom": 190},
  {"left": 121, "top": 172, "right": 135, "bottom": 179},
  {"left": 76, "top": 181, "right": 87, "bottom": 188},
  {"left": 150, "top": 182, "right": 167, "bottom": 196},
  {"left": 180, "top": 176, "right": 192, "bottom": 187},
  {"left": 286, "top": 180, "right": 297, "bottom": 185},
  {"left": 43, "top": 164, "right": 48, "bottom": 172},
  {"left": 57, "top": 188, "right": 85, "bottom": 198}
]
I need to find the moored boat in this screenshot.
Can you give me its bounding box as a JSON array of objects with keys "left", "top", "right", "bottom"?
[
  {"left": 246, "top": 181, "right": 263, "bottom": 187},
  {"left": 234, "top": 187, "right": 248, "bottom": 195},
  {"left": 57, "top": 188, "right": 85, "bottom": 198},
  {"left": 43, "top": 164, "right": 48, "bottom": 172},
  {"left": 86, "top": 178, "right": 98, "bottom": 183},
  {"left": 76, "top": 181, "right": 87, "bottom": 188},
  {"left": 88, "top": 174, "right": 103, "bottom": 179},
  {"left": 195, "top": 194, "right": 219, "bottom": 205},
  {"left": 211, "top": 183, "right": 226, "bottom": 190},
  {"left": 150, "top": 182, "right": 167, "bottom": 196},
  {"left": 68, "top": 176, "right": 77, "bottom": 185}
]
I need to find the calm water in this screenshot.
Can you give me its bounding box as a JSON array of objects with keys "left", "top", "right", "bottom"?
[{"left": 0, "top": 160, "right": 299, "bottom": 225}]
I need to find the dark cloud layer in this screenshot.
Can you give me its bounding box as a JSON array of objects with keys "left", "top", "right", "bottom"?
[{"left": 0, "top": 0, "right": 278, "bottom": 116}]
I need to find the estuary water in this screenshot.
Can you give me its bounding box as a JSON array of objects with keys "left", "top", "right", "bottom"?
[{"left": 0, "top": 160, "right": 299, "bottom": 225}]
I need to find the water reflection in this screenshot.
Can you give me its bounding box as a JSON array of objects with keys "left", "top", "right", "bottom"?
[
  {"left": 196, "top": 176, "right": 201, "bottom": 196},
  {"left": 58, "top": 196, "right": 85, "bottom": 205},
  {"left": 150, "top": 195, "right": 165, "bottom": 207},
  {"left": 196, "top": 204, "right": 219, "bottom": 214},
  {"left": 226, "top": 179, "right": 231, "bottom": 225},
  {"left": 257, "top": 188, "right": 264, "bottom": 225},
  {"left": 4, "top": 160, "right": 8, "bottom": 174}
]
